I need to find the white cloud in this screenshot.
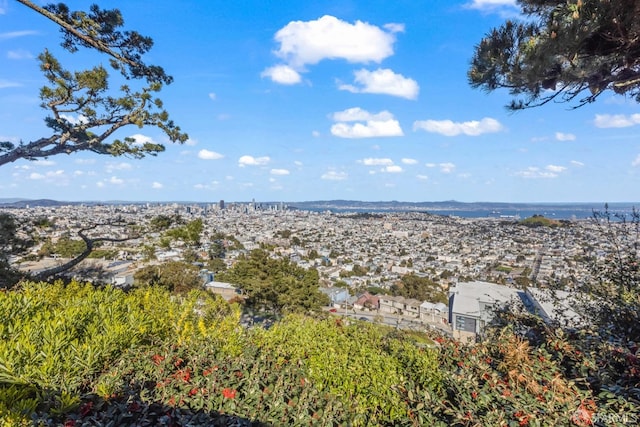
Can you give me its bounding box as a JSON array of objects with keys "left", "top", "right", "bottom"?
[
  {"left": 416, "top": 174, "right": 429, "bottom": 180},
  {"left": 185, "top": 138, "right": 198, "bottom": 146},
  {"left": 294, "top": 160, "right": 303, "bottom": 167},
  {"left": 0, "top": 79, "right": 21, "bottom": 89},
  {"left": 331, "top": 108, "right": 403, "bottom": 139},
  {"left": 198, "top": 149, "right": 224, "bottom": 160},
  {"left": 75, "top": 158, "right": 96, "bottom": 165},
  {"left": 109, "top": 176, "right": 124, "bottom": 185},
  {"left": 261, "top": 65, "right": 302, "bottom": 85},
  {"left": 361, "top": 158, "right": 393, "bottom": 166},
  {"left": 401, "top": 158, "right": 418, "bottom": 165},
  {"left": 555, "top": 132, "right": 576, "bottom": 141},
  {"left": 208, "top": 92, "right": 216, "bottom": 101},
  {"left": 7, "top": 49, "right": 33, "bottom": 60},
  {"left": 270, "top": 168, "right": 290, "bottom": 175},
  {"left": 467, "top": 0, "right": 516, "bottom": 7},
  {"left": 331, "top": 120, "right": 403, "bottom": 138},
  {"left": 194, "top": 181, "right": 221, "bottom": 190},
  {"left": 0, "top": 30, "right": 38, "bottom": 40},
  {"left": 632, "top": 155, "right": 640, "bottom": 167},
  {"left": 571, "top": 160, "right": 585, "bottom": 167},
  {"left": 515, "top": 164, "right": 567, "bottom": 179},
  {"left": 29, "top": 170, "right": 66, "bottom": 181},
  {"left": 273, "top": 15, "right": 398, "bottom": 68},
  {"left": 238, "top": 155, "right": 270, "bottom": 167},
  {"left": 331, "top": 107, "right": 393, "bottom": 122},
  {"left": 152, "top": 182, "right": 163, "bottom": 189},
  {"left": 546, "top": 164, "right": 567, "bottom": 173},
  {"left": 439, "top": 162, "right": 456, "bottom": 173},
  {"left": 413, "top": 117, "right": 503, "bottom": 136},
  {"left": 383, "top": 23, "right": 405, "bottom": 33},
  {"left": 593, "top": 114, "right": 640, "bottom": 128},
  {"left": 311, "top": 130, "right": 320, "bottom": 137},
  {"left": 29, "top": 172, "right": 44, "bottom": 180},
  {"left": 338, "top": 68, "right": 419, "bottom": 99},
  {"left": 129, "top": 134, "right": 157, "bottom": 145},
  {"left": 383, "top": 165, "right": 403, "bottom": 173},
  {"left": 59, "top": 114, "right": 88, "bottom": 125},
  {"left": 321, "top": 170, "right": 348, "bottom": 180},
  {"left": 33, "top": 160, "right": 55, "bottom": 166},
  {"left": 106, "top": 162, "right": 132, "bottom": 172}
]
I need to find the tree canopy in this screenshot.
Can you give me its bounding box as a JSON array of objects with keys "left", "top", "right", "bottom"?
[
  {"left": 217, "top": 249, "right": 329, "bottom": 314},
  {"left": 469, "top": 0, "right": 640, "bottom": 109},
  {"left": 0, "top": 1, "right": 187, "bottom": 167}
]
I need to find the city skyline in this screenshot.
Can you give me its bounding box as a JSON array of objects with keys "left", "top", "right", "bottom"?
[{"left": 1, "top": 0, "right": 639, "bottom": 203}]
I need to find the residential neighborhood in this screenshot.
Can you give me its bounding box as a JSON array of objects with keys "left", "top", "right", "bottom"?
[{"left": 4, "top": 201, "right": 604, "bottom": 339}]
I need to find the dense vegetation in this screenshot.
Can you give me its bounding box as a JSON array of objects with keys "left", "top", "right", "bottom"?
[{"left": 1, "top": 276, "right": 638, "bottom": 426}]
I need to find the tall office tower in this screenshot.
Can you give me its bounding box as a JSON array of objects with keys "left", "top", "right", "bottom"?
[{"left": 219, "top": 199, "right": 225, "bottom": 210}]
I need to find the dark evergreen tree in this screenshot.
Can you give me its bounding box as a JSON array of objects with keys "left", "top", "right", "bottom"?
[
  {"left": 469, "top": 0, "right": 640, "bottom": 109},
  {"left": 0, "top": 1, "right": 187, "bottom": 166}
]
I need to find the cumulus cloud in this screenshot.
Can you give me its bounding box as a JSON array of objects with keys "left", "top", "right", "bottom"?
[
  {"left": 427, "top": 162, "right": 456, "bottom": 173},
  {"left": 593, "top": 114, "right": 640, "bottom": 128},
  {"left": 331, "top": 107, "right": 393, "bottom": 122},
  {"left": 272, "top": 15, "right": 400, "bottom": 69},
  {"left": 106, "top": 162, "right": 132, "bottom": 172},
  {"left": 555, "top": 132, "right": 576, "bottom": 141},
  {"left": 194, "top": 181, "right": 221, "bottom": 190},
  {"left": 129, "top": 134, "right": 157, "bottom": 146},
  {"left": 439, "top": 162, "right": 456, "bottom": 173},
  {"left": 384, "top": 165, "right": 403, "bottom": 173},
  {"left": 361, "top": 158, "right": 393, "bottom": 166},
  {"left": 401, "top": 158, "right": 418, "bottom": 165},
  {"left": 338, "top": 68, "right": 419, "bottom": 99},
  {"left": 632, "top": 155, "right": 640, "bottom": 167},
  {"left": 28, "top": 170, "right": 66, "bottom": 182},
  {"left": 331, "top": 107, "right": 403, "bottom": 139},
  {"left": 270, "top": 168, "right": 290, "bottom": 175},
  {"left": 331, "top": 121, "right": 403, "bottom": 139},
  {"left": 515, "top": 164, "right": 567, "bottom": 179},
  {"left": 33, "top": 160, "right": 55, "bottom": 166},
  {"left": 321, "top": 169, "right": 348, "bottom": 180},
  {"left": 413, "top": 117, "right": 503, "bottom": 136},
  {"left": 238, "top": 155, "right": 270, "bottom": 167},
  {"left": 75, "top": 158, "right": 96, "bottom": 165},
  {"left": 198, "top": 149, "right": 224, "bottom": 160},
  {"left": 109, "top": 176, "right": 124, "bottom": 185},
  {"left": 60, "top": 114, "right": 88, "bottom": 125},
  {"left": 261, "top": 65, "right": 302, "bottom": 85},
  {"left": 152, "top": 182, "right": 163, "bottom": 189},
  {"left": 546, "top": 164, "right": 567, "bottom": 173}
]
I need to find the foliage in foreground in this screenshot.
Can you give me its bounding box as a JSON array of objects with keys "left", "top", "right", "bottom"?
[{"left": 1, "top": 281, "right": 638, "bottom": 426}]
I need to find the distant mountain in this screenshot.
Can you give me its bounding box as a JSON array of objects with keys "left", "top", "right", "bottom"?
[
  {"left": 0, "top": 199, "right": 80, "bottom": 208},
  {"left": 0, "top": 198, "right": 28, "bottom": 204}
]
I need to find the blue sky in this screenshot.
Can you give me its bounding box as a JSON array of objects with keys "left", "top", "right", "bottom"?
[{"left": 0, "top": 0, "right": 639, "bottom": 203}]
